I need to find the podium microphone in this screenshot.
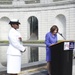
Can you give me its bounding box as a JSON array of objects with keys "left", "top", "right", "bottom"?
[{"left": 58, "top": 32, "right": 66, "bottom": 40}]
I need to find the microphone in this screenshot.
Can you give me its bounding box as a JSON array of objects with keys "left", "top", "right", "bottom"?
[{"left": 58, "top": 32, "right": 66, "bottom": 40}]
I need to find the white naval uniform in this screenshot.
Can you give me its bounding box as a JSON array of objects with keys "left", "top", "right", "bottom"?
[{"left": 7, "top": 28, "right": 25, "bottom": 74}]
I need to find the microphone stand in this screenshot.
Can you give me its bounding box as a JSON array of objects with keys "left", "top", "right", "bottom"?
[{"left": 58, "top": 32, "right": 66, "bottom": 40}]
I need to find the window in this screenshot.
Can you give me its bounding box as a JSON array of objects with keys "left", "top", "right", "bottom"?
[
  {"left": 25, "top": 0, "right": 40, "bottom": 4},
  {"left": 53, "top": 0, "right": 63, "bottom": 2}
]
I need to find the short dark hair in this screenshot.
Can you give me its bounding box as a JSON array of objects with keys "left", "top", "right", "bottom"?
[{"left": 50, "top": 25, "right": 58, "bottom": 33}]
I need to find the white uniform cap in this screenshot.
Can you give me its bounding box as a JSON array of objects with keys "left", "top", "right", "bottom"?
[{"left": 9, "top": 19, "right": 20, "bottom": 25}]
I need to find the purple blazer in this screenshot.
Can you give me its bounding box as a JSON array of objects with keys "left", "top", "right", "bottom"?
[{"left": 45, "top": 32, "right": 57, "bottom": 61}]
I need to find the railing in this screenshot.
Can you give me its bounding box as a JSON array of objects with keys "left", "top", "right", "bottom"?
[
  {"left": 0, "top": 42, "right": 75, "bottom": 72},
  {"left": 0, "top": 43, "right": 46, "bottom": 72}
]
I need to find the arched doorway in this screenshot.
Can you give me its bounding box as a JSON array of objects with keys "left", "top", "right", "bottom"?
[
  {"left": 0, "top": 17, "right": 10, "bottom": 67},
  {"left": 28, "top": 16, "right": 38, "bottom": 62},
  {"left": 28, "top": 16, "right": 38, "bottom": 40},
  {"left": 54, "top": 14, "right": 66, "bottom": 40},
  {"left": 0, "top": 17, "right": 10, "bottom": 40}
]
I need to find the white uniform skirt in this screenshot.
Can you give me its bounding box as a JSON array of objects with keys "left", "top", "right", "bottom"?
[{"left": 7, "top": 55, "right": 21, "bottom": 74}]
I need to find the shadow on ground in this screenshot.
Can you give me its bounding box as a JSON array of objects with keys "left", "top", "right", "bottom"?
[
  {"left": 0, "top": 71, "right": 8, "bottom": 75},
  {"left": 31, "top": 70, "right": 47, "bottom": 75}
]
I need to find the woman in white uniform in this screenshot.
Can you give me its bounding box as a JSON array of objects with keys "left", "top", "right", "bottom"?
[{"left": 7, "top": 19, "right": 26, "bottom": 75}]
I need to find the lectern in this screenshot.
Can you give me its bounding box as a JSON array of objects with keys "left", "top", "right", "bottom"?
[{"left": 50, "top": 41, "right": 74, "bottom": 75}]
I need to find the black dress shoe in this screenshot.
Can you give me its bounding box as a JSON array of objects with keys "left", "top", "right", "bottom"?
[
  {"left": 46, "top": 73, "right": 51, "bottom": 75},
  {"left": 46, "top": 73, "right": 49, "bottom": 75}
]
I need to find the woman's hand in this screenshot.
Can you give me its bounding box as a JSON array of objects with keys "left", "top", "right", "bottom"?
[{"left": 21, "top": 48, "right": 26, "bottom": 53}]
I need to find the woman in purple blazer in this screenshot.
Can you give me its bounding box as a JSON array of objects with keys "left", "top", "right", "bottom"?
[{"left": 45, "top": 25, "right": 59, "bottom": 75}]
